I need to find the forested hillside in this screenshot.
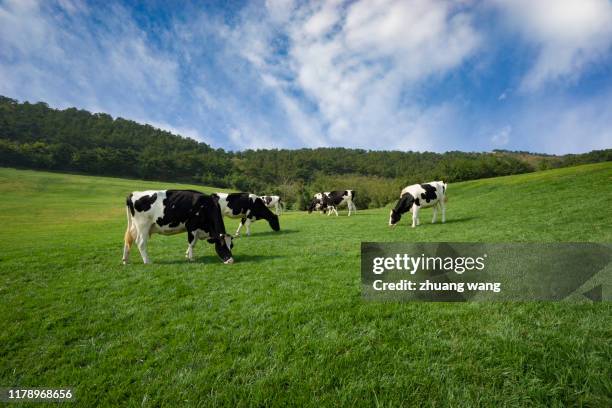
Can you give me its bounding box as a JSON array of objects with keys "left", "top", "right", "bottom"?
[{"left": 1, "top": 96, "right": 610, "bottom": 208}]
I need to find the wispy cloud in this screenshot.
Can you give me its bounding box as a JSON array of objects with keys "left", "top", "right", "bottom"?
[
  {"left": 0, "top": 0, "right": 610, "bottom": 153},
  {"left": 511, "top": 90, "right": 612, "bottom": 154},
  {"left": 224, "top": 0, "right": 481, "bottom": 150},
  {"left": 490, "top": 125, "right": 511, "bottom": 146},
  {"left": 0, "top": 0, "right": 179, "bottom": 123},
  {"left": 492, "top": 0, "right": 612, "bottom": 91}
]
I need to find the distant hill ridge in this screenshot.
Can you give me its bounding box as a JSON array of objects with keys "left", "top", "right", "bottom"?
[{"left": 1, "top": 95, "right": 610, "bottom": 209}]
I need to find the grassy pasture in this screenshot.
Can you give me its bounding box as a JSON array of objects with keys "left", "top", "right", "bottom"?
[{"left": 1, "top": 163, "right": 611, "bottom": 407}]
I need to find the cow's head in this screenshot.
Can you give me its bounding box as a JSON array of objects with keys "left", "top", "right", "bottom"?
[
  {"left": 211, "top": 233, "right": 234, "bottom": 264},
  {"left": 389, "top": 209, "right": 402, "bottom": 226},
  {"left": 307, "top": 198, "right": 319, "bottom": 213},
  {"left": 389, "top": 193, "right": 414, "bottom": 227},
  {"left": 268, "top": 213, "right": 280, "bottom": 231},
  {"left": 252, "top": 197, "right": 281, "bottom": 231},
  {"left": 202, "top": 194, "right": 234, "bottom": 263}
]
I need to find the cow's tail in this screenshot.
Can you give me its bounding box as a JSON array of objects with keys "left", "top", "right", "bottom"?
[{"left": 124, "top": 194, "right": 135, "bottom": 253}]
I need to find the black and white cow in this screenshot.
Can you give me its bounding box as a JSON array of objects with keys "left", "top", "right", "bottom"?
[
  {"left": 215, "top": 192, "right": 280, "bottom": 236},
  {"left": 308, "top": 190, "right": 357, "bottom": 216},
  {"left": 259, "top": 195, "right": 284, "bottom": 215},
  {"left": 123, "top": 190, "right": 234, "bottom": 264},
  {"left": 389, "top": 181, "right": 447, "bottom": 228}
]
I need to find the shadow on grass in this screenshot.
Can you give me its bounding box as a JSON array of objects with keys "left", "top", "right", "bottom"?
[
  {"left": 440, "top": 216, "right": 475, "bottom": 224},
  {"left": 303, "top": 213, "right": 366, "bottom": 218},
  {"left": 233, "top": 254, "right": 285, "bottom": 263},
  {"left": 152, "top": 253, "right": 284, "bottom": 265},
  {"left": 242, "top": 229, "right": 299, "bottom": 237},
  {"left": 390, "top": 216, "right": 476, "bottom": 228}
]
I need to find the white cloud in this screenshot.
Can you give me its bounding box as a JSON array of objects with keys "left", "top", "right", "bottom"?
[
  {"left": 515, "top": 92, "right": 612, "bottom": 154},
  {"left": 264, "top": 0, "right": 295, "bottom": 24},
  {"left": 493, "top": 0, "right": 612, "bottom": 91},
  {"left": 0, "top": 0, "right": 179, "bottom": 126},
  {"left": 302, "top": 2, "right": 340, "bottom": 37},
  {"left": 225, "top": 0, "right": 481, "bottom": 151},
  {"left": 227, "top": 126, "right": 278, "bottom": 150},
  {"left": 490, "top": 125, "right": 511, "bottom": 146}
]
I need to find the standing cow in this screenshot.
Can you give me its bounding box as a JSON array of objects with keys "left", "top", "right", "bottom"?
[
  {"left": 259, "top": 195, "right": 284, "bottom": 215},
  {"left": 215, "top": 192, "right": 280, "bottom": 236},
  {"left": 389, "top": 182, "right": 447, "bottom": 228},
  {"left": 123, "top": 190, "right": 234, "bottom": 264},
  {"left": 308, "top": 190, "right": 357, "bottom": 216}
]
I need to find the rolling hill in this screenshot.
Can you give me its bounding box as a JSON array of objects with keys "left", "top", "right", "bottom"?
[{"left": 0, "top": 162, "right": 611, "bottom": 406}]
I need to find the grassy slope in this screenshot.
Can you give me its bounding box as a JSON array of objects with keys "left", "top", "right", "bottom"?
[{"left": 0, "top": 163, "right": 611, "bottom": 407}]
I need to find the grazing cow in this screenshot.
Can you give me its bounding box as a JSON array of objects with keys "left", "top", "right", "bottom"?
[
  {"left": 259, "top": 195, "right": 284, "bottom": 215},
  {"left": 123, "top": 190, "right": 234, "bottom": 264},
  {"left": 215, "top": 192, "right": 280, "bottom": 236},
  {"left": 389, "top": 181, "right": 447, "bottom": 228},
  {"left": 308, "top": 190, "right": 357, "bottom": 216}
]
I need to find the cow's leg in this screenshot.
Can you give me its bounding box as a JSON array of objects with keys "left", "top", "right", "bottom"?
[
  {"left": 122, "top": 225, "right": 135, "bottom": 264},
  {"left": 134, "top": 223, "right": 152, "bottom": 264},
  {"left": 244, "top": 217, "right": 253, "bottom": 236},
  {"left": 235, "top": 218, "right": 245, "bottom": 236},
  {"left": 122, "top": 207, "right": 135, "bottom": 264},
  {"left": 185, "top": 231, "right": 198, "bottom": 261},
  {"left": 347, "top": 202, "right": 352, "bottom": 216},
  {"left": 411, "top": 206, "right": 419, "bottom": 228},
  {"left": 333, "top": 207, "right": 339, "bottom": 216},
  {"left": 432, "top": 203, "right": 438, "bottom": 224},
  {"left": 440, "top": 200, "right": 446, "bottom": 223}
]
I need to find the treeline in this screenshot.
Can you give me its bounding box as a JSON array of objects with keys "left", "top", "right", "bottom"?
[{"left": 1, "top": 96, "right": 610, "bottom": 209}]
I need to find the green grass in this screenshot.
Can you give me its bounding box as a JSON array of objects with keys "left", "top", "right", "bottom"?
[{"left": 1, "top": 163, "right": 611, "bottom": 407}]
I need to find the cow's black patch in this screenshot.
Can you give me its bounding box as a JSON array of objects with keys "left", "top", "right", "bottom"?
[
  {"left": 263, "top": 196, "right": 272, "bottom": 205},
  {"left": 134, "top": 193, "right": 157, "bottom": 213},
  {"left": 322, "top": 191, "right": 348, "bottom": 208},
  {"left": 126, "top": 193, "right": 135, "bottom": 216},
  {"left": 420, "top": 184, "right": 437, "bottom": 203},
  {"left": 226, "top": 193, "right": 280, "bottom": 231},
  {"left": 226, "top": 193, "right": 249, "bottom": 217},
  {"left": 414, "top": 198, "right": 420, "bottom": 207},
  {"left": 390, "top": 192, "right": 414, "bottom": 224},
  {"left": 159, "top": 190, "right": 231, "bottom": 260},
  {"left": 157, "top": 191, "right": 193, "bottom": 228}
]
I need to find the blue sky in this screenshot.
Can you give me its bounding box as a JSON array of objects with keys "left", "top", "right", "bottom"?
[{"left": 1, "top": 0, "right": 611, "bottom": 154}]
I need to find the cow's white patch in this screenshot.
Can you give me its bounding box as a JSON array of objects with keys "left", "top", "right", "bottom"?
[{"left": 260, "top": 195, "right": 283, "bottom": 215}]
